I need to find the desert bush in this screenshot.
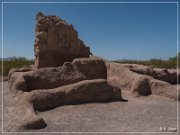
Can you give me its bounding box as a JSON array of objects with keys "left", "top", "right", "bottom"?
[
  {"left": 113, "top": 53, "right": 179, "bottom": 69},
  {"left": 0, "top": 59, "right": 33, "bottom": 76}
]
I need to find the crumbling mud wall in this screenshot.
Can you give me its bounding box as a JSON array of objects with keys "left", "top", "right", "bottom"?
[{"left": 34, "top": 12, "right": 91, "bottom": 68}]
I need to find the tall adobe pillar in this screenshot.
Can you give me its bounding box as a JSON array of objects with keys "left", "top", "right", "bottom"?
[{"left": 34, "top": 12, "right": 91, "bottom": 68}]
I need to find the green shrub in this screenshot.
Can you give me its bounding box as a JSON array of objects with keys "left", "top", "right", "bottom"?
[
  {"left": 113, "top": 53, "right": 179, "bottom": 69},
  {"left": 0, "top": 60, "right": 33, "bottom": 76}
]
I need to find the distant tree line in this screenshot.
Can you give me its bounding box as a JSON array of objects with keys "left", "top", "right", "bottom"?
[
  {"left": 113, "top": 53, "right": 180, "bottom": 69},
  {"left": 0, "top": 56, "right": 33, "bottom": 61},
  {"left": 1, "top": 56, "right": 34, "bottom": 76}
]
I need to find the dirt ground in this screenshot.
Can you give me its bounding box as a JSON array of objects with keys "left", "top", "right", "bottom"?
[{"left": 0, "top": 81, "right": 179, "bottom": 135}]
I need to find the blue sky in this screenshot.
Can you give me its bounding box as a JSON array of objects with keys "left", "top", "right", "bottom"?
[{"left": 1, "top": 0, "right": 178, "bottom": 60}]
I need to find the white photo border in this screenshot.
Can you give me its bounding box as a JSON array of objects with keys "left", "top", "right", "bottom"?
[{"left": 1, "top": 1, "right": 179, "bottom": 134}]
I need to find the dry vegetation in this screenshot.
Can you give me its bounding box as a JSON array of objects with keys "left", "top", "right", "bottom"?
[
  {"left": 0, "top": 57, "right": 33, "bottom": 76},
  {"left": 113, "top": 53, "right": 179, "bottom": 69}
]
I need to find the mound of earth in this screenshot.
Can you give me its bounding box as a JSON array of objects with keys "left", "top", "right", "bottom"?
[{"left": 106, "top": 62, "right": 179, "bottom": 100}]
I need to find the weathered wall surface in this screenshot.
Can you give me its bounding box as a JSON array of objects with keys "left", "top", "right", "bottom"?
[{"left": 34, "top": 12, "right": 91, "bottom": 68}]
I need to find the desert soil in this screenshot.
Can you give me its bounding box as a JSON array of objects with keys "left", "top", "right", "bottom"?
[{"left": 0, "top": 81, "right": 179, "bottom": 135}]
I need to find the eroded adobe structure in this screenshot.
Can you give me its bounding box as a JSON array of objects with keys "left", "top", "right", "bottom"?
[
  {"left": 34, "top": 12, "right": 91, "bottom": 68},
  {"left": 8, "top": 12, "right": 179, "bottom": 131}
]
